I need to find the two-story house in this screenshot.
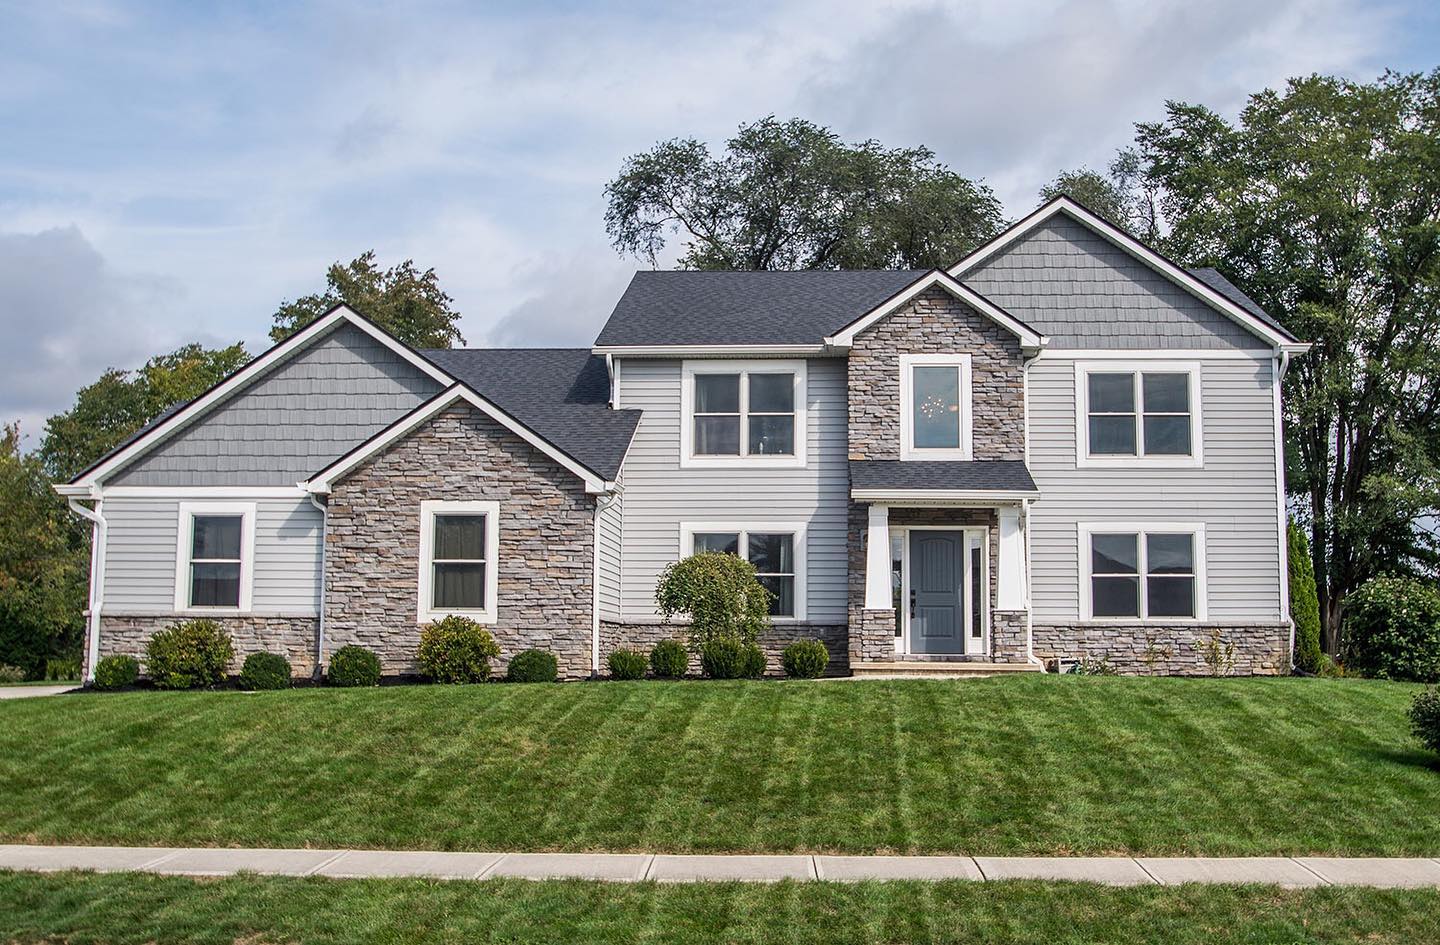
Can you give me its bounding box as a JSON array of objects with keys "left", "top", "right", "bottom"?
[{"left": 58, "top": 197, "right": 1310, "bottom": 681}]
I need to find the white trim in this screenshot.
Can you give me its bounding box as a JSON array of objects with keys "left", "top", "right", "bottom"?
[
  {"left": 825, "top": 270, "right": 1046, "bottom": 351},
  {"left": 102, "top": 486, "right": 308, "bottom": 499},
  {"left": 1074, "top": 361, "right": 1203, "bottom": 469},
  {"left": 417, "top": 500, "right": 500, "bottom": 625},
  {"left": 864, "top": 505, "right": 891, "bottom": 610},
  {"left": 593, "top": 344, "right": 827, "bottom": 358},
  {"left": 1273, "top": 355, "right": 1292, "bottom": 629},
  {"left": 67, "top": 498, "right": 106, "bottom": 682},
  {"left": 852, "top": 489, "right": 1037, "bottom": 504},
  {"left": 1077, "top": 521, "right": 1209, "bottom": 623},
  {"left": 678, "top": 521, "right": 808, "bottom": 622},
  {"left": 678, "top": 360, "right": 808, "bottom": 469},
  {"left": 899, "top": 353, "right": 973, "bottom": 461},
  {"left": 173, "top": 502, "right": 256, "bottom": 614},
  {"left": 1038, "top": 348, "right": 1266, "bottom": 361},
  {"left": 997, "top": 507, "right": 1026, "bottom": 610},
  {"left": 70, "top": 305, "right": 454, "bottom": 488}
]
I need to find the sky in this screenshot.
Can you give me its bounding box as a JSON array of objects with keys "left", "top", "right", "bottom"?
[{"left": 2, "top": 0, "right": 1438, "bottom": 443}]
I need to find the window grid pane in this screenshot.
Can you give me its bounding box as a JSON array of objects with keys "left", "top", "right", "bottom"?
[
  {"left": 433, "top": 562, "right": 486, "bottom": 610},
  {"left": 1086, "top": 372, "right": 1137, "bottom": 456},
  {"left": 693, "top": 533, "right": 740, "bottom": 556},
  {"left": 192, "top": 515, "right": 242, "bottom": 561},
  {"left": 191, "top": 562, "right": 241, "bottom": 608},
  {"left": 433, "top": 515, "right": 486, "bottom": 562}
]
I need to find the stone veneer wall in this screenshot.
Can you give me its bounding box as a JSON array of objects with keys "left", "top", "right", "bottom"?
[
  {"left": 847, "top": 285, "right": 1026, "bottom": 461},
  {"left": 95, "top": 615, "right": 320, "bottom": 678},
  {"left": 324, "top": 404, "right": 596, "bottom": 680},
  {"left": 1032, "top": 623, "right": 1291, "bottom": 676},
  {"left": 599, "top": 621, "right": 848, "bottom": 676},
  {"left": 990, "top": 611, "right": 1029, "bottom": 663}
]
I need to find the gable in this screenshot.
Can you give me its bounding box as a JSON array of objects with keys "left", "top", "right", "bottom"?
[{"left": 962, "top": 215, "right": 1269, "bottom": 351}]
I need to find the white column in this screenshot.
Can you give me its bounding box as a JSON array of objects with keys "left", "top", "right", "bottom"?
[
  {"left": 997, "top": 505, "right": 1026, "bottom": 610},
  {"left": 864, "top": 504, "right": 891, "bottom": 609}
]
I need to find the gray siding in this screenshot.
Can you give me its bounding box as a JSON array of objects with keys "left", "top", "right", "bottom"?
[
  {"left": 597, "top": 473, "right": 623, "bottom": 620},
  {"left": 102, "top": 496, "right": 322, "bottom": 616},
  {"left": 1026, "top": 355, "right": 1284, "bottom": 622},
  {"left": 107, "top": 323, "right": 443, "bottom": 487},
  {"left": 964, "top": 215, "right": 1268, "bottom": 351},
  {"left": 615, "top": 358, "right": 849, "bottom": 622}
]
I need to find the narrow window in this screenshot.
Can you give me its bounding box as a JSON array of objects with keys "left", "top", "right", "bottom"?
[
  {"left": 1090, "top": 533, "right": 1140, "bottom": 617},
  {"left": 1145, "top": 533, "right": 1196, "bottom": 618},
  {"left": 431, "top": 514, "right": 488, "bottom": 611},
  {"left": 1141, "top": 373, "right": 1192, "bottom": 455},
  {"left": 189, "top": 514, "right": 243, "bottom": 608},
  {"left": 747, "top": 373, "right": 795, "bottom": 456},
  {"left": 747, "top": 532, "right": 796, "bottom": 618},
  {"left": 969, "top": 540, "right": 983, "bottom": 640}
]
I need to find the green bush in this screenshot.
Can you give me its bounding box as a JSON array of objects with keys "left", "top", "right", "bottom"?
[
  {"left": 1343, "top": 577, "right": 1440, "bottom": 682},
  {"left": 701, "top": 638, "right": 765, "bottom": 679},
  {"left": 239, "top": 652, "right": 292, "bottom": 691},
  {"left": 0, "top": 663, "right": 25, "bottom": 683},
  {"left": 328, "top": 645, "right": 381, "bottom": 687},
  {"left": 650, "top": 639, "right": 688, "bottom": 679},
  {"left": 92, "top": 654, "right": 139, "bottom": 691},
  {"left": 781, "top": 639, "right": 829, "bottom": 678},
  {"left": 417, "top": 615, "right": 499, "bottom": 683},
  {"left": 1288, "top": 521, "right": 1323, "bottom": 673},
  {"left": 46, "top": 657, "right": 81, "bottom": 681},
  {"left": 144, "top": 619, "right": 234, "bottom": 690},
  {"left": 507, "top": 649, "right": 558, "bottom": 683},
  {"left": 655, "top": 552, "right": 771, "bottom": 648},
  {"left": 608, "top": 648, "right": 647, "bottom": 680},
  {"left": 1410, "top": 688, "right": 1440, "bottom": 756},
  {"left": 1068, "top": 656, "right": 1118, "bottom": 676}
]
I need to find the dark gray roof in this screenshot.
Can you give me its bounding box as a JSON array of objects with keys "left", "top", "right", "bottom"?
[
  {"left": 1187, "top": 267, "right": 1296, "bottom": 340},
  {"left": 850, "top": 460, "right": 1038, "bottom": 494},
  {"left": 421, "top": 348, "right": 640, "bottom": 481},
  {"left": 595, "top": 270, "right": 926, "bottom": 347}
]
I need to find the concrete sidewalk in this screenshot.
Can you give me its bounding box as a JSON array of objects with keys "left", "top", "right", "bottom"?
[
  {"left": 0, "top": 685, "right": 78, "bottom": 700},
  {"left": 3, "top": 845, "right": 1439, "bottom": 888}
]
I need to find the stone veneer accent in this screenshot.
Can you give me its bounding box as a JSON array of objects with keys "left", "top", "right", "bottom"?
[
  {"left": 95, "top": 615, "right": 320, "bottom": 678},
  {"left": 324, "top": 404, "right": 595, "bottom": 680},
  {"left": 847, "top": 285, "right": 1026, "bottom": 461},
  {"left": 1032, "top": 623, "right": 1291, "bottom": 676},
  {"left": 990, "top": 611, "right": 1029, "bottom": 664},
  {"left": 599, "top": 622, "right": 849, "bottom": 676}
]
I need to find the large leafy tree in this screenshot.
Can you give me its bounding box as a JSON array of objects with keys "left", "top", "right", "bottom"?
[
  {"left": 605, "top": 117, "right": 1005, "bottom": 270},
  {"left": 270, "top": 251, "right": 465, "bottom": 348},
  {"left": 1132, "top": 70, "right": 1440, "bottom": 650},
  {"left": 1040, "top": 153, "right": 1159, "bottom": 242}
]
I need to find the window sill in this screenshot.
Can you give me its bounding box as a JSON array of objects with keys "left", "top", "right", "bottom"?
[
  {"left": 679, "top": 454, "right": 806, "bottom": 470},
  {"left": 1077, "top": 617, "right": 1204, "bottom": 626},
  {"left": 1076, "top": 455, "right": 1203, "bottom": 469},
  {"left": 417, "top": 608, "right": 497, "bottom": 626}
]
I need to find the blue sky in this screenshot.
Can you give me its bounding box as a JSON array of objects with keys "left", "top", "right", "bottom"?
[{"left": 2, "top": 0, "right": 1438, "bottom": 439}]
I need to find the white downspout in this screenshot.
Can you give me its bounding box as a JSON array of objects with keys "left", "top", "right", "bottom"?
[
  {"left": 307, "top": 493, "right": 328, "bottom": 681},
  {"left": 67, "top": 496, "right": 106, "bottom": 684},
  {"left": 1022, "top": 498, "right": 1044, "bottom": 670}
]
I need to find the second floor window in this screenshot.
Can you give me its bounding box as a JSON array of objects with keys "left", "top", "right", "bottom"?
[
  {"left": 1077, "top": 362, "right": 1201, "bottom": 467},
  {"left": 900, "top": 354, "right": 972, "bottom": 460},
  {"left": 682, "top": 361, "right": 806, "bottom": 467}
]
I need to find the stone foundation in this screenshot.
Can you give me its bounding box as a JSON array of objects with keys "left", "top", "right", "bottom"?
[
  {"left": 95, "top": 614, "right": 320, "bottom": 679},
  {"left": 599, "top": 621, "right": 849, "bottom": 676},
  {"left": 990, "top": 610, "right": 1029, "bottom": 663},
  {"left": 1032, "top": 623, "right": 1291, "bottom": 676}
]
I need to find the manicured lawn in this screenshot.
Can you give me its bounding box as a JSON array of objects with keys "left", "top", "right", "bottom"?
[
  {"left": 0, "top": 676, "right": 1435, "bottom": 856},
  {"left": 2, "top": 871, "right": 1438, "bottom": 944}
]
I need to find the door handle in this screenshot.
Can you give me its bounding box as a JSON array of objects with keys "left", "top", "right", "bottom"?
[{"left": 909, "top": 589, "right": 916, "bottom": 618}]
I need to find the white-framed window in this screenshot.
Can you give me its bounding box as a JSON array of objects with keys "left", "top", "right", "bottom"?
[
  {"left": 900, "top": 353, "right": 973, "bottom": 461},
  {"left": 417, "top": 500, "right": 500, "bottom": 624},
  {"left": 1074, "top": 361, "right": 1202, "bottom": 467},
  {"left": 680, "top": 360, "right": 807, "bottom": 468},
  {"left": 1078, "top": 523, "right": 1207, "bottom": 622},
  {"left": 173, "top": 502, "right": 255, "bottom": 613},
  {"left": 679, "top": 522, "right": 807, "bottom": 620}
]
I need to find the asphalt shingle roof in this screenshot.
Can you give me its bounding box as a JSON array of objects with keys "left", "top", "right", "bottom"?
[{"left": 850, "top": 460, "right": 1039, "bottom": 493}]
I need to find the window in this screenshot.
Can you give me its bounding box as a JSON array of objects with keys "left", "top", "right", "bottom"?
[
  {"left": 1076, "top": 362, "right": 1201, "bottom": 466},
  {"left": 900, "top": 354, "right": 972, "bottom": 460},
  {"left": 418, "top": 500, "right": 499, "bottom": 624},
  {"left": 1081, "top": 524, "right": 1206, "bottom": 621},
  {"left": 174, "top": 503, "right": 254, "bottom": 612},
  {"left": 682, "top": 361, "right": 806, "bottom": 467},
  {"left": 682, "top": 523, "right": 806, "bottom": 619}
]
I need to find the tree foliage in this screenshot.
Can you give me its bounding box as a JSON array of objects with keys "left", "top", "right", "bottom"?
[
  {"left": 270, "top": 251, "right": 465, "bottom": 348},
  {"left": 654, "top": 552, "right": 771, "bottom": 647},
  {"left": 605, "top": 116, "right": 1005, "bottom": 270},
  {"left": 1131, "top": 70, "right": 1440, "bottom": 648},
  {"left": 1288, "top": 520, "right": 1323, "bottom": 673},
  {"left": 1039, "top": 153, "right": 1158, "bottom": 241}
]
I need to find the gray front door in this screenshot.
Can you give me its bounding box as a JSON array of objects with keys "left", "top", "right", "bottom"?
[{"left": 909, "top": 531, "right": 966, "bottom": 654}]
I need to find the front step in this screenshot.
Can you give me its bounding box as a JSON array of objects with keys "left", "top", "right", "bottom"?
[{"left": 849, "top": 660, "right": 1042, "bottom": 679}]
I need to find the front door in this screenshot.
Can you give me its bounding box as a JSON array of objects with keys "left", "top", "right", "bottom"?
[{"left": 909, "top": 531, "right": 966, "bottom": 654}]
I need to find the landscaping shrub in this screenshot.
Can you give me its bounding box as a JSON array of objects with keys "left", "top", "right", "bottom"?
[
  {"left": 1410, "top": 688, "right": 1440, "bottom": 756},
  {"left": 1343, "top": 576, "right": 1440, "bottom": 682},
  {"left": 739, "top": 644, "right": 766, "bottom": 678},
  {"left": 607, "top": 648, "right": 647, "bottom": 680},
  {"left": 781, "top": 639, "right": 829, "bottom": 678},
  {"left": 45, "top": 657, "right": 81, "bottom": 681},
  {"left": 417, "top": 615, "right": 499, "bottom": 683},
  {"left": 92, "top": 654, "right": 139, "bottom": 691},
  {"left": 507, "top": 649, "right": 558, "bottom": 683},
  {"left": 1068, "top": 656, "right": 1118, "bottom": 676},
  {"left": 328, "top": 645, "right": 381, "bottom": 687},
  {"left": 0, "top": 663, "right": 23, "bottom": 683},
  {"left": 701, "top": 638, "right": 765, "bottom": 679},
  {"left": 655, "top": 552, "right": 770, "bottom": 648},
  {"left": 239, "top": 652, "right": 292, "bottom": 691},
  {"left": 1288, "top": 521, "right": 1323, "bottom": 673},
  {"left": 144, "top": 619, "right": 234, "bottom": 690},
  {"left": 650, "top": 639, "right": 688, "bottom": 679}
]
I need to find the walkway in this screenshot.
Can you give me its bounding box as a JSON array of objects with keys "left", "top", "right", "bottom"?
[
  {"left": 0, "top": 685, "right": 77, "bottom": 700},
  {"left": 2, "top": 845, "right": 1439, "bottom": 887}
]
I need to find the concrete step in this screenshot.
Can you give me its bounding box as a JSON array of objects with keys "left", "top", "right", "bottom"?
[{"left": 849, "top": 660, "right": 1043, "bottom": 678}]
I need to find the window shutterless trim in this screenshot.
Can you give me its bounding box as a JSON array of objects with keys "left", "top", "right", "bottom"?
[
  {"left": 679, "top": 360, "right": 807, "bottom": 468},
  {"left": 1077, "top": 522, "right": 1208, "bottom": 623},
  {"left": 417, "top": 500, "right": 500, "bottom": 625},
  {"left": 173, "top": 501, "right": 256, "bottom": 614},
  {"left": 1074, "top": 361, "right": 1203, "bottom": 468},
  {"left": 678, "top": 521, "right": 807, "bottom": 622},
  {"left": 899, "top": 353, "right": 973, "bottom": 461}
]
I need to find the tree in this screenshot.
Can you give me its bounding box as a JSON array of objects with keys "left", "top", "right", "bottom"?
[
  {"left": 605, "top": 116, "right": 1005, "bottom": 270},
  {"left": 1133, "top": 70, "right": 1440, "bottom": 650},
  {"left": 270, "top": 251, "right": 465, "bottom": 348},
  {"left": 39, "top": 343, "right": 250, "bottom": 483},
  {"left": 1039, "top": 155, "right": 1158, "bottom": 241},
  {"left": 1288, "top": 520, "right": 1323, "bottom": 673}
]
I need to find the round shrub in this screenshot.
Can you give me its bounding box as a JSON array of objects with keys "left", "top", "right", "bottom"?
[
  {"left": 701, "top": 639, "right": 766, "bottom": 680},
  {"left": 328, "top": 645, "right": 381, "bottom": 687},
  {"left": 417, "top": 615, "right": 499, "bottom": 683},
  {"left": 1410, "top": 688, "right": 1440, "bottom": 756},
  {"left": 507, "top": 648, "right": 559, "bottom": 683},
  {"left": 608, "top": 648, "right": 647, "bottom": 680},
  {"left": 650, "top": 640, "right": 688, "bottom": 679},
  {"left": 655, "top": 552, "right": 771, "bottom": 648},
  {"left": 739, "top": 643, "right": 766, "bottom": 679},
  {"left": 144, "top": 619, "right": 234, "bottom": 690},
  {"left": 0, "top": 663, "right": 24, "bottom": 684},
  {"left": 239, "top": 652, "right": 292, "bottom": 691},
  {"left": 1343, "top": 577, "right": 1440, "bottom": 682},
  {"left": 92, "top": 654, "right": 139, "bottom": 691},
  {"left": 781, "top": 639, "right": 829, "bottom": 679}
]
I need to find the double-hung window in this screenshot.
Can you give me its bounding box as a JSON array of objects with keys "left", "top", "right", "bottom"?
[
  {"left": 1076, "top": 362, "right": 1201, "bottom": 466},
  {"left": 683, "top": 524, "right": 805, "bottom": 619},
  {"left": 900, "top": 354, "right": 972, "bottom": 460},
  {"left": 682, "top": 361, "right": 806, "bottom": 467},
  {"left": 418, "top": 500, "right": 499, "bottom": 624},
  {"left": 175, "top": 503, "right": 254, "bottom": 612},
  {"left": 1081, "top": 524, "right": 1206, "bottom": 621}
]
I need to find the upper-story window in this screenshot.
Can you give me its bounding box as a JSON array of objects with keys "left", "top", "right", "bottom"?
[
  {"left": 1075, "top": 361, "right": 1202, "bottom": 467},
  {"left": 681, "top": 360, "right": 807, "bottom": 468},
  {"left": 900, "top": 354, "right": 972, "bottom": 461},
  {"left": 174, "top": 502, "right": 255, "bottom": 613}
]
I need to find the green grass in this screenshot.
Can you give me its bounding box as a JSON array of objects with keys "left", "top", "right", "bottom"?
[
  {"left": 2, "top": 871, "right": 1438, "bottom": 944},
  {"left": 0, "top": 676, "right": 1435, "bottom": 855}
]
